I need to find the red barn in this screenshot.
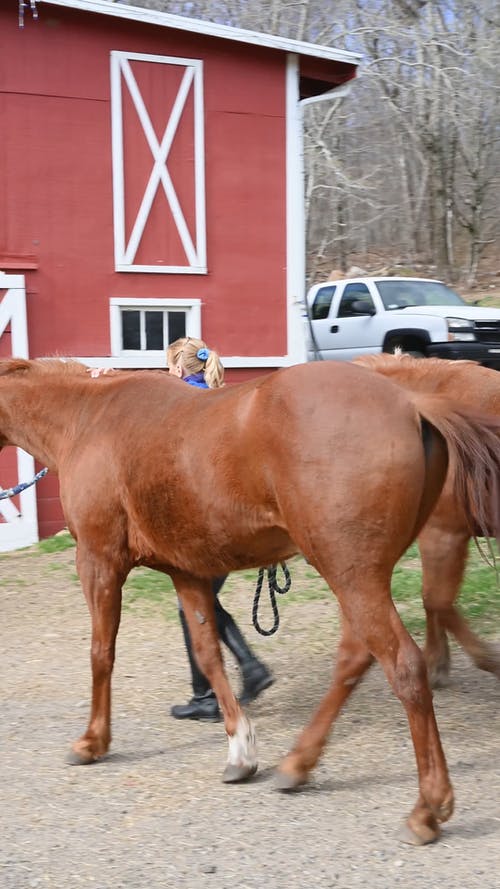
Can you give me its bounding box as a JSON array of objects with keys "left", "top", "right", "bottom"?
[{"left": 0, "top": 0, "right": 359, "bottom": 548}]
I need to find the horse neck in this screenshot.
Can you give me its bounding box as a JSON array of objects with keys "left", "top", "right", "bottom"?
[{"left": 0, "top": 375, "right": 84, "bottom": 470}]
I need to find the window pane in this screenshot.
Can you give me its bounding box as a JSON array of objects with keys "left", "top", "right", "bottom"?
[
  {"left": 343, "top": 283, "right": 370, "bottom": 297},
  {"left": 168, "top": 312, "right": 186, "bottom": 343},
  {"left": 122, "top": 310, "right": 141, "bottom": 350},
  {"left": 337, "top": 283, "right": 375, "bottom": 318},
  {"left": 145, "top": 311, "right": 164, "bottom": 350},
  {"left": 312, "top": 285, "right": 336, "bottom": 320}
]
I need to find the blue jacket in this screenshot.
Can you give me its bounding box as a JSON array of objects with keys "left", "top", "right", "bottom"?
[{"left": 184, "top": 372, "right": 208, "bottom": 389}]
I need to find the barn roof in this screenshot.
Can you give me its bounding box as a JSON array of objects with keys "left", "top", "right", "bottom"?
[{"left": 32, "top": 0, "right": 360, "bottom": 91}]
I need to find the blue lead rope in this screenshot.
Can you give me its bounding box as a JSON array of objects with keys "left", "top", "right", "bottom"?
[{"left": 0, "top": 467, "right": 48, "bottom": 500}]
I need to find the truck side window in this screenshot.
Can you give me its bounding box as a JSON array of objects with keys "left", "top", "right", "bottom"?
[
  {"left": 311, "top": 285, "right": 336, "bottom": 320},
  {"left": 337, "top": 283, "right": 375, "bottom": 318}
]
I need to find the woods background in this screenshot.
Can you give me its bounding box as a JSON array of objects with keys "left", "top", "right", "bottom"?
[{"left": 131, "top": 0, "right": 500, "bottom": 290}]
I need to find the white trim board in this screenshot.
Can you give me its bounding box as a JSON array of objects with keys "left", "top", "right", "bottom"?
[
  {"left": 78, "top": 355, "right": 294, "bottom": 369},
  {"left": 0, "top": 274, "right": 40, "bottom": 551},
  {"left": 109, "top": 296, "right": 201, "bottom": 356},
  {"left": 285, "top": 55, "right": 307, "bottom": 366},
  {"left": 111, "top": 51, "right": 206, "bottom": 274}
]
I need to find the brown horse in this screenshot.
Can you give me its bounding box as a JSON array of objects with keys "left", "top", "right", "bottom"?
[
  {"left": 356, "top": 352, "right": 500, "bottom": 686},
  {"left": 2, "top": 357, "right": 500, "bottom": 846}
]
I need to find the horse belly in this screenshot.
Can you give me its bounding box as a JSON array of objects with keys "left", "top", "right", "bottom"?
[{"left": 129, "top": 505, "right": 296, "bottom": 575}]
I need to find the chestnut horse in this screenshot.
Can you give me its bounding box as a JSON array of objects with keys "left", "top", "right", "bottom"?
[
  {"left": 2, "top": 357, "right": 500, "bottom": 846},
  {"left": 356, "top": 352, "right": 500, "bottom": 686}
]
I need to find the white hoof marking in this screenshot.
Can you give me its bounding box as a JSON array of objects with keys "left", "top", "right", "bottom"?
[{"left": 226, "top": 714, "right": 257, "bottom": 770}]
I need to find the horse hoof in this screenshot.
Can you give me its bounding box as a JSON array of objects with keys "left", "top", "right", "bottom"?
[
  {"left": 222, "top": 763, "right": 257, "bottom": 783},
  {"left": 224, "top": 714, "right": 257, "bottom": 783},
  {"left": 275, "top": 769, "right": 308, "bottom": 792},
  {"left": 66, "top": 750, "right": 98, "bottom": 765},
  {"left": 66, "top": 742, "right": 102, "bottom": 765},
  {"left": 397, "top": 821, "right": 440, "bottom": 846}
]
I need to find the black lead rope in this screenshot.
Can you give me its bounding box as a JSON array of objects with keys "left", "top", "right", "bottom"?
[{"left": 252, "top": 562, "right": 292, "bottom": 636}]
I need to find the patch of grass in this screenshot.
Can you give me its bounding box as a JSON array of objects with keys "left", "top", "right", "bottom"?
[
  {"left": 122, "top": 567, "right": 178, "bottom": 621},
  {"left": 37, "top": 531, "right": 76, "bottom": 554},
  {"left": 234, "top": 543, "right": 500, "bottom": 641},
  {"left": 44, "top": 562, "right": 72, "bottom": 572},
  {"left": 469, "top": 292, "right": 500, "bottom": 309},
  {"left": 391, "top": 541, "right": 500, "bottom": 638},
  {"left": 27, "top": 534, "right": 500, "bottom": 638}
]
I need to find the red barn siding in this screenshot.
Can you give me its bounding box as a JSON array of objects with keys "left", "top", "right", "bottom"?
[
  {"left": 0, "top": 6, "right": 287, "bottom": 364},
  {"left": 0, "top": 449, "right": 22, "bottom": 518},
  {"left": 35, "top": 472, "right": 64, "bottom": 540}
]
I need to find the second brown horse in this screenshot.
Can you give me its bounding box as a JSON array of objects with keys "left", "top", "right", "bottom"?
[{"left": 357, "top": 352, "right": 500, "bottom": 686}]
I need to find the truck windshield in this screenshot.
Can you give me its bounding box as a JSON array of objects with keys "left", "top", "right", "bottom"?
[{"left": 377, "top": 280, "right": 467, "bottom": 310}]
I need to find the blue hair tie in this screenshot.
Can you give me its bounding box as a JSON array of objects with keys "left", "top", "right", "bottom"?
[{"left": 197, "top": 347, "right": 209, "bottom": 361}]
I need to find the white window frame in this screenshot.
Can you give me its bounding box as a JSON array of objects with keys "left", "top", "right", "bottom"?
[
  {"left": 108, "top": 297, "right": 201, "bottom": 367},
  {"left": 110, "top": 50, "right": 207, "bottom": 274}
]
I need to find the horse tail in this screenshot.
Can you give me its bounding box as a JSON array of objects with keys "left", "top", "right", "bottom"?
[{"left": 412, "top": 393, "right": 500, "bottom": 546}]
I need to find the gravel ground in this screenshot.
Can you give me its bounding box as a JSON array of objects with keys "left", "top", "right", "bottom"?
[{"left": 1, "top": 546, "right": 500, "bottom": 889}]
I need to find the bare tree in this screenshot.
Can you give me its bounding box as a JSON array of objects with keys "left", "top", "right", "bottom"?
[{"left": 132, "top": 0, "right": 500, "bottom": 284}]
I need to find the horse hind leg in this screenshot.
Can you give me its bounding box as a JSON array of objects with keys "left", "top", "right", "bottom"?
[
  {"left": 336, "top": 584, "right": 453, "bottom": 845},
  {"left": 419, "top": 525, "right": 469, "bottom": 686},
  {"left": 276, "top": 615, "right": 374, "bottom": 789},
  {"left": 280, "top": 566, "right": 453, "bottom": 845},
  {"left": 420, "top": 525, "right": 500, "bottom": 683},
  {"left": 173, "top": 574, "right": 257, "bottom": 783},
  {"left": 442, "top": 604, "right": 500, "bottom": 679}
]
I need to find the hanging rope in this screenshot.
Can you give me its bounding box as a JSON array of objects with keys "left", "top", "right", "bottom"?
[
  {"left": 0, "top": 466, "right": 48, "bottom": 500},
  {"left": 252, "top": 562, "right": 292, "bottom": 636}
]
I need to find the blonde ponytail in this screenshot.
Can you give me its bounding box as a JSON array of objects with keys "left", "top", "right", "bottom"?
[{"left": 166, "top": 337, "right": 225, "bottom": 389}]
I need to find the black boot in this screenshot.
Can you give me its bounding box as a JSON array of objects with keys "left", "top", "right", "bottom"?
[
  {"left": 170, "top": 689, "right": 220, "bottom": 722},
  {"left": 214, "top": 599, "right": 274, "bottom": 706},
  {"left": 171, "top": 609, "right": 221, "bottom": 722},
  {"left": 239, "top": 660, "right": 274, "bottom": 707}
]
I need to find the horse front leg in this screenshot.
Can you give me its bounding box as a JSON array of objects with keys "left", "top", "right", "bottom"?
[
  {"left": 173, "top": 573, "right": 257, "bottom": 783},
  {"left": 68, "top": 549, "right": 125, "bottom": 764}
]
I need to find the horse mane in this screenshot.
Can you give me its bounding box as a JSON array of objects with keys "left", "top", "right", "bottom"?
[
  {"left": 0, "top": 357, "right": 88, "bottom": 378},
  {"left": 355, "top": 352, "right": 477, "bottom": 386}
]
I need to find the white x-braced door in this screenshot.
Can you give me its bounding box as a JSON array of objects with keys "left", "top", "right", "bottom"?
[
  {"left": 0, "top": 273, "right": 40, "bottom": 551},
  {"left": 110, "top": 50, "right": 206, "bottom": 274}
]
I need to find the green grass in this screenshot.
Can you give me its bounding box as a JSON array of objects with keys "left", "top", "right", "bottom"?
[
  {"left": 233, "top": 544, "right": 500, "bottom": 640},
  {"left": 469, "top": 293, "right": 500, "bottom": 309},
  {"left": 392, "top": 542, "right": 500, "bottom": 638},
  {"left": 29, "top": 533, "right": 500, "bottom": 637},
  {"left": 122, "top": 567, "right": 179, "bottom": 620},
  {"left": 37, "top": 530, "right": 76, "bottom": 554}
]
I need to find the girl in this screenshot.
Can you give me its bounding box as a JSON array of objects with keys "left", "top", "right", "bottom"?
[{"left": 167, "top": 337, "right": 274, "bottom": 721}]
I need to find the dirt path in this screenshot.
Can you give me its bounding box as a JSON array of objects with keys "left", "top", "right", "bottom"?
[{"left": 1, "top": 545, "right": 500, "bottom": 889}]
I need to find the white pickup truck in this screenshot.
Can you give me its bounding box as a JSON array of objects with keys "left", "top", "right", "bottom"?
[{"left": 305, "top": 276, "right": 500, "bottom": 368}]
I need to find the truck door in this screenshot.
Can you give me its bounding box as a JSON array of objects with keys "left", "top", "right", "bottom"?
[{"left": 326, "top": 282, "right": 380, "bottom": 360}]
